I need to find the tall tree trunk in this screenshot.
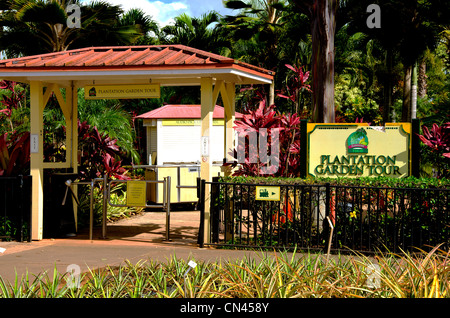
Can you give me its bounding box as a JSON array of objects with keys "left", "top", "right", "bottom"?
[
  {"left": 383, "top": 49, "right": 393, "bottom": 123},
  {"left": 310, "top": 0, "right": 337, "bottom": 123},
  {"left": 269, "top": 82, "right": 275, "bottom": 106},
  {"left": 418, "top": 58, "right": 427, "bottom": 98},
  {"left": 401, "top": 64, "right": 412, "bottom": 122},
  {"left": 411, "top": 62, "right": 417, "bottom": 120}
]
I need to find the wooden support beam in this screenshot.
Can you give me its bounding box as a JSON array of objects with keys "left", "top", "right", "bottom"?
[
  {"left": 41, "top": 83, "right": 73, "bottom": 169},
  {"left": 222, "top": 82, "right": 235, "bottom": 175},
  {"left": 70, "top": 82, "right": 78, "bottom": 172},
  {"left": 212, "top": 80, "right": 224, "bottom": 106},
  {"left": 43, "top": 84, "right": 54, "bottom": 106},
  {"left": 30, "top": 81, "right": 44, "bottom": 240},
  {"left": 200, "top": 77, "right": 214, "bottom": 181},
  {"left": 70, "top": 82, "right": 78, "bottom": 229},
  {"left": 200, "top": 77, "right": 214, "bottom": 244}
]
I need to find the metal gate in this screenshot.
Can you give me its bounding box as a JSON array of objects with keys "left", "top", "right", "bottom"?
[
  {"left": 63, "top": 175, "right": 172, "bottom": 241},
  {"left": 198, "top": 178, "right": 450, "bottom": 253}
]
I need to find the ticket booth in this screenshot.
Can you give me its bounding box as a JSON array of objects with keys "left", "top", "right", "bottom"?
[{"left": 136, "top": 104, "right": 243, "bottom": 204}]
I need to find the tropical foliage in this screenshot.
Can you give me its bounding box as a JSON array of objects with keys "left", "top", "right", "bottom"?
[
  {"left": 226, "top": 63, "right": 310, "bottom": 177},
  {"left": 0, "top": 80, "right": 27, "bottom": 135},
  {"left": 418, "top": 122, "right": 450, "bottom": 178},
  {"left": 0, "top": 130, "right": 29, "bottom": 177},
  {"left": 159, "top": 11, "right": 230, "bottom": 56},
  {"left": 0, "top": 0, "right": 448, "bottom": 179},
  {"left": 419, "top": 123, "right": 450, "bottom": 159},
  {"left": 0, "top": 0, "right": 148, "bottom": 56},
  {"left": 0, "top": 79, "right": 29, "bottom": 177},
  {"left": 77, "top": 120, "right": 129, "bottom": 181},
  {"left": 227, "top": 98, "right": 303, "bottom": 177},
  {"left": 0, "top": 247, "right": 449, "bottom": 298}
]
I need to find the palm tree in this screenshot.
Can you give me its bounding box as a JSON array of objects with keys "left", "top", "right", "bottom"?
[
  {"left": 0, "top": 0, "right": 145, "bottom": 57},
  {"left": 159, "top": 11, "right": 231, "bottom": 56},
  {"left": 223, "top": 0, "right": 288, "bottom": 69},
  {"left": 117, "top": 8, "right": 159, "bottom": 45},
  {"left": 333, "top": 24, "right": 386, "bottom": 124},
  {"left": 345, "top": 0, "right": 450, "bottom": 122},
  {"left": 222, "top": 0, "right": 289, "bottom": 107}
]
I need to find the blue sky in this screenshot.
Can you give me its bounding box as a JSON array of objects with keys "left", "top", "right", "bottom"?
[{"left": 83, "top": 0, "right": 236, "bottom": 26}]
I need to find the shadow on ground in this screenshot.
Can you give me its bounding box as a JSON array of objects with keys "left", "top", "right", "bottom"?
[{"left": 66, "top": 210, "right": 201, "bottom": 246}]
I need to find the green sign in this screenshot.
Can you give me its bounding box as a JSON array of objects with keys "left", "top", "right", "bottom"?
[
  {"left": 307, "top": 123, "right": 411, "bottom": 178},
  {"left": 256, "top": 186, "right": 280, "bottom": 201}
]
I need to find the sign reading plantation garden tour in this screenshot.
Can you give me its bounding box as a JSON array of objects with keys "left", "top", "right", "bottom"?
[{"left": 307, "top": 123, "right": 411, "bottom": 178}]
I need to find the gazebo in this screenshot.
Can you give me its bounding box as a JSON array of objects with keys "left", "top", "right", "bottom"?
[{"left": 0, "top": 45, "right": 274, "bottom": 241}]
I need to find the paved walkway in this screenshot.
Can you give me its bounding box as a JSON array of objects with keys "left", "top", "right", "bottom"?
[{"left": 0, "top": 210, "right": 274, "bottom": 283}]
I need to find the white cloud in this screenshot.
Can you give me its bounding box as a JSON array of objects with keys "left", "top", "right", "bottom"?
[
  {"left": 184, "top": 0, "right": 235, "bottom": 18},
  {"left": 81, "top": 0, "right": 234, "bottom": 27},
  {"left": 82, "top": 0, "right": 188, "bottom": 26}
]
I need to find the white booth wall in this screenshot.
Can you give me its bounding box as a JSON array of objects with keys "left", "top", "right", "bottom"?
[{"left": 144, "top": 118, "right": 229, "bottom": 165}]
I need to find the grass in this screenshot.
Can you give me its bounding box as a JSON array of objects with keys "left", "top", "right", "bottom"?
[{"left": 0, "top": 245, "right": 448, "bottom": 298}]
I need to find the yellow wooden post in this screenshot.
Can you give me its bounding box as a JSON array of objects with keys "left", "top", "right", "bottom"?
[
  {"left": 220, "top": 82, "right": 236, "bottom": 240},
  {"left": 30, "top": 81, "right": 44, "bottom": 240},
  {"left": 64, "top": 85, "right": 73, "bottom": 170},
  {"left": 200, "top": 77, "right": 214, "bottom": 244},
  {"left": 224, "top": 82, "right": 235, "bottom": 175},
  {"left": 70, "top": 83, "right": 78, "bottom": 227},
  {"left": 70, "top": 83, "right": 78, "bottom": 173}
]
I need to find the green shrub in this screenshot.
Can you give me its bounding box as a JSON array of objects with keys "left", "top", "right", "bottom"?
[{"left": 219, "top": 175, "right": 450, "bottom": 189}]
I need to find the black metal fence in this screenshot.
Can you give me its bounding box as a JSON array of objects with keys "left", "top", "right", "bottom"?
[
  {"left": 0, "top": 175, "right": 32, "bottom": 242},
  {"left": 199, "top": 179, "right": 449, "bottom": 253}
]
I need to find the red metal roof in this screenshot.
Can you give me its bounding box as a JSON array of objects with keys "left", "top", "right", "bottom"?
[
  {"left": 0, "top": 45, "right": 274, "bottom": 79},
  {"left": 136, "top": 104, "right": 243, "bottom": 119}
]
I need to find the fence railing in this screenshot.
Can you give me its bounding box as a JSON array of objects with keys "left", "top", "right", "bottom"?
[
  {"left": 200, "top": 179, "right": 449, "bottom": 253},
  {"left": 62, "top": 175, "right": 172, "bottom": 241},
  {"left": 0, "top": 175, "right": 32, "bottom": 242}
]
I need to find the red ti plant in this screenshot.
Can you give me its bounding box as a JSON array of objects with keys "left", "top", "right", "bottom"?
[
  {"left": 78, "top": 121, "right": 129, "bottom": 180},
  {"left": 277, "top": 64, "right": 312, "bottom": 115},
  {"left": 226, "top": 63, "right": 311, "bottom": 177},
  {"left": 418, "top": 122, "right": 450, "bottom": 178},
  {"left": 231, "top": 100, "right": 279, "bottom": 176},
  {"left": 0, "top": 80, "right": 26, "bottom": 132},
  {"left": 0, "top": 131, "right": 30, "bottom": 177},
  {"left": 418, "top": 123, "right": 450, "bottom": 158},
  {"left": 102, "top": 153, "right": 129, "bottom": 180},
  {"left": 227, "top": 98, "right": 303, "bottom": 178}
]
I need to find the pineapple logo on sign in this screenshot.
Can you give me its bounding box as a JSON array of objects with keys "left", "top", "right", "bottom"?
[
  {"left": 89, "top": 87, "right": 97, "bottom": 97},
  {"left": 347, "top": 128, "right": 368, "bottom": 154}
]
